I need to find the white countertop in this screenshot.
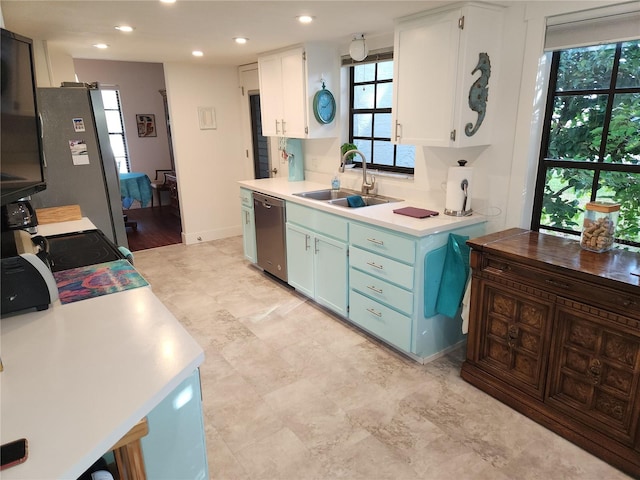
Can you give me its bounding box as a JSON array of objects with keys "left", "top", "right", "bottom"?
[
  {"left": 1, "top": 227, "right": 204, "bottom": 478},
  {"left": 239, "top": 178, "right": 484, "bottom": 237}
]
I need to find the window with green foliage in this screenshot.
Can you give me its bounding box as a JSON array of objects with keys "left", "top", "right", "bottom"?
[
  {"left": 531, "top": 40, "right": 640, "bottom": 248},
  {"left": 348, "top": 60, "right": 415, "bottom": 173}
]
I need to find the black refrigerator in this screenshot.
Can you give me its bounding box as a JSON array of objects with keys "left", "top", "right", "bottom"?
[{"left": 32, "top": 86, "right": 128, "bottom": 248}]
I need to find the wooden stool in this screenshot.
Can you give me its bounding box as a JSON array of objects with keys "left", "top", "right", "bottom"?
[{"left": 110, "top": 417, "right": 149, "bottom": 480}]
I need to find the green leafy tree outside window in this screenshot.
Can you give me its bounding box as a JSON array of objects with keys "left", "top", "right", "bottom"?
[{"left": 533, "top": 41, "right": 640, "bottom": 248}]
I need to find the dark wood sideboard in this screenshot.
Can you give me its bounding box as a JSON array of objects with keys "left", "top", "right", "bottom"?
[{"left": 461, "top": 228, "right": 640, "bottom": 477}]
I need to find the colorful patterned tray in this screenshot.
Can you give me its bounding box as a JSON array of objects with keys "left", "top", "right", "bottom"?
[{"left": 54, "top": 259, "right": 149, "bottom": 304}]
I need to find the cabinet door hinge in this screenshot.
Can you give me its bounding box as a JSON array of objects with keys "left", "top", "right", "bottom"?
[
  {"left": 241, "top": 86, "right": 245, "bottom": 96},
  {"left": 305, "top": 126, "right": 308, "bottom": 134},
  {"left": 450, "top": 129, "right": 456, "bottom": 141},
  {"left": 458, "top": 16, "right": 465, "bottom": 29},
  {"left": 303, "top": 51, "right": 306, "bottom": 61},
  {"left": 245, "top": 149, "right": 249, "bottom": 158},
  {"left": 347, "top": 305, "right": 350, "bottom": 313}
]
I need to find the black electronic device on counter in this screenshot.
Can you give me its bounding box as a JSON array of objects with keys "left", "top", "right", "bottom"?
[{"left": 1, "top": 253, "right": 58, "bottom": 316}]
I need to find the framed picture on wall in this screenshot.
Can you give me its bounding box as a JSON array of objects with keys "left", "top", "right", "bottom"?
[{"left": 136, "top": 114, "right": 157, "bottom": 137}]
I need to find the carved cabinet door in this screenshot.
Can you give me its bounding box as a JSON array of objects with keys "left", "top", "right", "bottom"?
[
  {"left": 546, "top": 298, "right": 640, "bottom": 447},
  {"left": 475, "top": 279, "right": 554, "bottom": 400}
]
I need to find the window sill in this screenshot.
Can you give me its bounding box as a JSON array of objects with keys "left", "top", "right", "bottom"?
[{"left": 343, "top": 167, "right": 414, "bottom": 181}]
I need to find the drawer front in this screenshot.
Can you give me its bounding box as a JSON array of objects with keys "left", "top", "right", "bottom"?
[
  {"left": 287, "top": 202, "right": 348, "bottom": 242},
  {"left": 240, "top": 188, "right": 253, "bottom": 208},
  {"left": 349, "top": 290, "right": 412, "bottom": 352},
  {"left": 350, "top": 223, "right": 415, "bottom": 264},
  {"left": 350, "top": 267, "right": 413, "bottom": 315},
  {"left": 481, "top": 254, "right": 640, "bottom": 320},
  {"left": 350, "top": 246, "right": 414, "bottom": 290}
]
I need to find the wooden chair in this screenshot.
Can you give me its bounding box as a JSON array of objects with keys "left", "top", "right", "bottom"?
[
  {"left": 150, "top": 170, "right": 174, "bottom": 208},
  {"left": 110, "top": 417, "right": 149, "bottom": 480}
]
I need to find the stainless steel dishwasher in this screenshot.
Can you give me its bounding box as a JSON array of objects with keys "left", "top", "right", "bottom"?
[{"left": 253, "top": 192, "right": 287, "bottom": 282}]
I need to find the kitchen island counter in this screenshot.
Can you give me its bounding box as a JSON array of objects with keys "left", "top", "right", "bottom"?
[
  {"left": 0, "top": 278, "right": 204, "bottom": 479},
  {"left": 239, "top": 177, "right": 484, "bottom": 237}
]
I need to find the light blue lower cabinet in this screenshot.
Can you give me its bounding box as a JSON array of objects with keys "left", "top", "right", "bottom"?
[
  {"left": 140, "top": 369, "right": 209, "bottom": 480},
  {"left": 286, "top": 222, "right": 348, "bottom": 317},
  {"left": 281, "top": 197, "right": 487, "bottom": 362},
  {"left": 240, "top": 188, "right": 256, "bottom": 263},
  {"left": 286, "top": 223, "right": 314, "bottom": 298},
  {"left": 349, "top": 289, "right": 412, "bottom": 352},
  {"left": 347, "top": 220, "right": 486, "bottom": 362},
  {"left": 313, "top": 233, "right": 348, "bottom": 316},
  {"left": 241, "top": 205, "right": 256, "bottom": 263},
  {"left": 350, "top": 267, "right": 413, "bottom": 316}
]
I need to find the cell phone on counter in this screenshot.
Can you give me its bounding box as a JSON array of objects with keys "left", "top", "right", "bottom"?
[{"left": 1, "top": 438, "right": 28, "bottom": 470}]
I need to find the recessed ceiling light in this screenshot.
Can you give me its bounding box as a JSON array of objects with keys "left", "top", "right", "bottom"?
[
  {"left": 115, "top": 25, "right": 134, "bottom": 32},
  {"left": 160, "top": 0, "right": 176, "bottom": 3},
  {"left": 192, "top": 50, "right": 204, "bottom": 57},
  {"left": 93, "top": 43, "right": 109, "bottom": 49},
  {"left": 297, "top": 15, "right": 314, "bottom": 24},
  {"left": 234, "top": 37, "right": 248, "bottom": 45}
]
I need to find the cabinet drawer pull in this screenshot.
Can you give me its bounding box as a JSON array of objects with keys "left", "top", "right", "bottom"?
[
  {"left": 314, "top": 237, "right": 319, "bottom": 254},
  {"left": 366, "top": 238, "right": 384, "bottom": 246},
  {"left": 366, "top": 261, "right": 384, "bottom": 270},
  {"left": 305, "top": 234, "right": 310, "bottom": 251},
  {"left": 275, "top": 119, "right": 280, "bottom": 135},
  {"left": 485, "top": 262, "right": 510, "bottom": 274},
  {"left": 367, "top": 285, "right": 383, "bottom": 294},
  {"left": 622, "top": 298, "right": 637, "bottom": 307},
  {"left": 544, "top": 278, "right": 569, "bottom": 289},
  {"left": 282, "top": 120, "right": 287, "bottom": 135},
  {"left": 366, "top": 307, "right": 382, "bottom": 318}
]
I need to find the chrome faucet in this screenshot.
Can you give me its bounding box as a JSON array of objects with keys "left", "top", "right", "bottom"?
[{"left": 340, "top": 149, "right": 376, "bottom": 195}]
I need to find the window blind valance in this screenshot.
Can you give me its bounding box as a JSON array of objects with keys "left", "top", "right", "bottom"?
[{"left": 544, "top": 1, "right": 640, "bottom": 51}]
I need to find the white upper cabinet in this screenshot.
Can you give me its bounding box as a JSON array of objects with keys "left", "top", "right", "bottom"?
[
  {"left": 258, "top": 43, "right": 339, "bottom": 139},
  {"left": 392, "top": 3, "right": 504, "bottom": 147}
]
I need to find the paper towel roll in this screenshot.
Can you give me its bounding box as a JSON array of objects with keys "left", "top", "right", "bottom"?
[{"left": 444, "top": 165, "right": 473, "bottom": 216}]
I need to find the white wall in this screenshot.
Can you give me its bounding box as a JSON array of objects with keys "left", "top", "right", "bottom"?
[
  {"left": 302, "top": 1, "right": 627, "bottom": 236},
  {"left": 74, "top": 59, "right": 172, "bottom": 181},
  {"left": 163, "top": 63, "right": 245, "bottom": 244}
]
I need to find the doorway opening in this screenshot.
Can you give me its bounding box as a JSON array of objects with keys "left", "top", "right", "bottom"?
[{"left": 249, "top": 94, "right": 270, "bottom": 179}]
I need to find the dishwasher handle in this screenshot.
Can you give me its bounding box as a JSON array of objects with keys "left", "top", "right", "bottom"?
[{"left": 253, "top": 191, "right": 285, "bottom": 210}]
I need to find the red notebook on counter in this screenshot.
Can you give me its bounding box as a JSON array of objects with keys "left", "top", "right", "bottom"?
[{"left": 393, "top": 207, "right": 439, "bottom": 218}]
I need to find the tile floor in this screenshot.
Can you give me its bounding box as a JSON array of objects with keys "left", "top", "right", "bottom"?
[{"left": 133, "top": 237, "right": 632, "bottom": 480}]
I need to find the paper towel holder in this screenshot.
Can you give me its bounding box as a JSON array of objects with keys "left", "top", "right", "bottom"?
[{"left": 444, "top": 159, "right": 473, "bottom": 217}]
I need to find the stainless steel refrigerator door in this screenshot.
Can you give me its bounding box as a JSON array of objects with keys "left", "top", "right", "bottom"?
[{"left": 33, "top": 87, "right": 128, "bottom": 247}]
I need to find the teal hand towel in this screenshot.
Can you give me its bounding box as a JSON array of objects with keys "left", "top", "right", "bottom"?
[
  {"left": 435, "top": 233, "right": 471, "bottom": 318},
  {"left": 347, "top": 195, "right": 366, "bottom": 208}
]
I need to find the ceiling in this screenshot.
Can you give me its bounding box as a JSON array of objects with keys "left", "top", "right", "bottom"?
[{"left": 1, "top": 0, "right": 456, "bottom": 66}]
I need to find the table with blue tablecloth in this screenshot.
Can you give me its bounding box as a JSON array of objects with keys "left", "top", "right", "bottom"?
[{"left": 120, "top": 172, "right": 152, "bottom": 208}]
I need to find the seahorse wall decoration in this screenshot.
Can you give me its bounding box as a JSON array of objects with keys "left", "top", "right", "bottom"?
[{"left": 465, "top": 52, "right": 491, "bottom": 137}]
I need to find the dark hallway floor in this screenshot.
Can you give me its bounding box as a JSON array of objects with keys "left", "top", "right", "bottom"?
[{"left": 124, "top": 206, "right": 181, "bottom": 251}]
